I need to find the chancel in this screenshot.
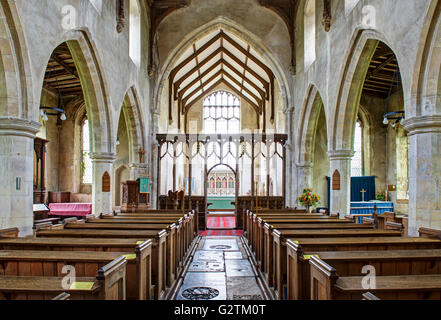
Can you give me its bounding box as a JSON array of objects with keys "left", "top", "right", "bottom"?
[{"left": 0, "top": 0, "right": 440, "bottom": 303}]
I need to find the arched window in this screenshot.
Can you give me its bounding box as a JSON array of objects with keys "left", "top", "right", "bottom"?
[
  {"left": 129, "top": 0, "right": 141, "bottom": 67},
  {"left": 203, "top": 91, "right": 240, "bottom": 134},
  {"left": 351, "top": 119, "right": 364, "bottom": 177},
  {"left": 304, "top": 0, "right": 316, "bottom": 70},
  {"left": 81, "top": 119, "right": 93, "bottom": 184}
]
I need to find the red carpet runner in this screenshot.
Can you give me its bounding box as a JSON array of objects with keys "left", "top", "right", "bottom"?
[
  {"left": 199, "top": 230, "right": 244, "bottom": 236},
  {"left": 206, "top": 216, "right": 236, "bottom": 229}
]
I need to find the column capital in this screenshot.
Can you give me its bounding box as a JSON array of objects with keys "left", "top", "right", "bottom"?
[
  {"left": 90, "top": 152, "right": 116, "bottom": 163},
  {"left": 0, "top": 117, "right": 41, "bottom": 139},
  {"left": 327, "top": 149, "right": 355, "bottom": 160},
  {"left": 402, "top": 115, "right": 441, "bottom": 136}
]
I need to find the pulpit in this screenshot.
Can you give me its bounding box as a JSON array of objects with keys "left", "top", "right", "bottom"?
[
  {"left": 121, "top": 180, "right": 150, "bottom": 212},
  {"left": 33, "top": 138, "right": 48, "bottom": 204}
]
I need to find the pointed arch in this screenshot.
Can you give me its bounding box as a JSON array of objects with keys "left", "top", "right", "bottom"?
[
  {"left": 410, "top": 0, "right": 441, "bottom": 117},
  {"left": 0, "top": 1, "right": 34, "bottom": 120},
  {"left": 297, "top": 84, "right": 327, "bottom": 164},
  {"left": 120, "top": 86, "right": 146, "bottom": 164},
  {"left": 331, "top": 29, "right": 395, "bottom": 151}
]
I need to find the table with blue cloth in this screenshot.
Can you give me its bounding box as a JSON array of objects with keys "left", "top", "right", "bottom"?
[{"left": 350, "top": 201, "right": 394, "bottom": 224}]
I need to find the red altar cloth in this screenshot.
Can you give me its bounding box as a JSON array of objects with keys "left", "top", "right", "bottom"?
[{"left": 49, "top": 203, "right": 92, "bottom": 217}]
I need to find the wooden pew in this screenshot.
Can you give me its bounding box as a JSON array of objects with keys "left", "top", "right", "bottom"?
[
  {"left": 255, "top": 220, "right": 372, "bottom": 278},
  {"left": 87, "top": 217, "right": 187, "bottom": 277},
  {"left": 286, "top": 236, "right": 441, "bottom": 300},
  {"left": 0, "top": 238, "right": 153, "bottom": 300},
  {"left": 0, "top": 254, "right": 127, "bottom": 300},
  {"left": 419, "top": 227, "right": 441, "bottom": 240},
  {"left": 0, "top": 228, "right": 19, "bottom": 238},
  {"left": 259, "top": 221, "right": 373, "bottom": 283},
  {"left": 64, "top": 222, "right": 178, "bottom": 288},
  {"left": 310, "top": 255, "right": 441, "bottom": 300},
  {"left": 247, "top": 213, "right": 344, "bottom": 253},
  {"left": 36, "top": 229, "right": 167, "bottom": 300},
  {"left": 272, "top": 229, "right": 402, "bottom": 299}
]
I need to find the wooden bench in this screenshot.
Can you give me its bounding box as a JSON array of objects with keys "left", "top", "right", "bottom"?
[
  {"left": 0, "top": 238, "right": 153, "bottom": 300},
  {"left": 36, "top": 228, "right": 167, "bottom": 300},
  {"left": 304, "top": 249, "right": 441, "bottom": 300},
  {"left": 0, "top": 254, "right": 127, "bottom": 300},
  {"left": 310, "top": 256, "right": 441, "bottom": 300},
  {"left": 0, "top": 228, "right": 19, "bottom": 238},
  {"left": 362, "top": 292, "right": 380, "bottom": 300},
  {"left": 65, "top": 222, "right": 178, "bottom": 288},
  {"left": 259, "top": 222, "right": 373, "bottom": 282},
  {"left": 272, "top": 229, "right": 402, "bottom": 299},
  {"left": 0, "top": 276, "right": 114, "bottom": 300},
  {"left": 286, "top": 236, "right": 441, "bottom": 300}
]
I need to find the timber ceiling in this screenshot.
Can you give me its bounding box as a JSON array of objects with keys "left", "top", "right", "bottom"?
[
  {"left": 168, "top": 30, "right": 276, "bottom": 129},
  {"left": 43, "top": 43, "right": 83, "bottom": 100},
  {"left": 362, "top": 42, "right": 402, "bottom": 99},
  {"left": 147, "top": 0, "right": 300, "bottom": 72}
]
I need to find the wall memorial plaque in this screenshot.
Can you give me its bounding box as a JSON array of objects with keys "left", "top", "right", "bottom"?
[
  {"left": 332, "top": 170, "right": 341, "bottom": 190},
  {"left": 102, "top": 172, "right": 111, "bottom": 192}
]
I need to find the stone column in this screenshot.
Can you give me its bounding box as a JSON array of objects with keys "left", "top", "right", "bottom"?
[
  {"left": 403, "top": 116, "right": 441, "bottom": 236},
  {"left": 0, "top": 118, "right": 41, "bottom": 236},
  {"left": 296, "top": 162, "right": 313, "bottom": 205},
  {"left": 90, "top": 152, "right": 116, "bottom": 216},
  {"left": 328, "top": 150, "right": 354, "bottom": 216}
]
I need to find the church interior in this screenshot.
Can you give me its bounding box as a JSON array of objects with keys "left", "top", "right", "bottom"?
[{"left": 0, "top": 0, "right": 441, "bottom": 302}]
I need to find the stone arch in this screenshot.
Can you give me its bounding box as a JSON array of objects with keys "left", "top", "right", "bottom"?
[
  {"left": 114, "top": 164, "right": 130, "bottom": 207},
  {"left": 0, "top": 1, "right": 34, "bottom": 120},
  {"left": 120, "top": 86, "right": 146, "bottom": 164},
  {"left": 38, "top": 29, "right": 114, "bottom": 156},
  {"left": 153, "top": 17, "right": 292, "bottom": 125},
  {"left": 297, "top": 85, "right": 327, "bottom": 165},
  {"left": 331, "top": 29, "right": 397, "bottom": 151},
  {"left": 410, "top": 0, "right": 441, "bottom": 118}
]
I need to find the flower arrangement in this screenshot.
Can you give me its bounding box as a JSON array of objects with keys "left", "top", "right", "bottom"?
[
  {"left": 297, "top": 188, "right": 320, "bottom": 210},
  {"left": 376, "top": 191, "right": 388, "bottom": 201}
]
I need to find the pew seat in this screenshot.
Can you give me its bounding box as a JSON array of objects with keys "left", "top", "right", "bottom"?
[
  {"left": 332, "top": 275, "right": 441, "bottom": 300},
  {"left": 0, "top": 276, "right": 102, "bottom": 300}
]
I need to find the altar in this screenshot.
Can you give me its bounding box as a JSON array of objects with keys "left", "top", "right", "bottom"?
[{"left": 350, "top": 201, "right": 394, "bottom": 223}]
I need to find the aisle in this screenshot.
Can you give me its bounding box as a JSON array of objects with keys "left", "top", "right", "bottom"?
[{"left": 175, "top": 237, "right": 267, "bottom": 300}]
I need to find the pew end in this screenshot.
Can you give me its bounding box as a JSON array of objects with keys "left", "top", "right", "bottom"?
[
  {"left": 0, "top": 228, "right": 19, "bottom": 238},
  {"left": 309, "top": 255, "right": 338, "bottom": 300},
  {"left": 385, "top": 221, "right": 404, "bottom": 232},
  {"left": 419, "top": 227, "right": 441, "bottom": 240},
  {"left": 96, "top": 256, "right": 128, "bottom": 300}
]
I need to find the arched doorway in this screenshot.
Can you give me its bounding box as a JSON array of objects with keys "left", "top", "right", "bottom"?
[{"left": 206, "top": 163, "right": 238, "bottom": 229}]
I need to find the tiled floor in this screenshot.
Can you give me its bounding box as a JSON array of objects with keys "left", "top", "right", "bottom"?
[{"left": 176, "top": 237, "right": 265, "bottom": 301}]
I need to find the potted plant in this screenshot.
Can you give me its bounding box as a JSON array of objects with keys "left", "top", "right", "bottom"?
[
  {"left": 297, "top": 188, "right": 321, "bottom": 213},
  {"left": 376, "top": 191, "right": 387, "bottom": 201}
]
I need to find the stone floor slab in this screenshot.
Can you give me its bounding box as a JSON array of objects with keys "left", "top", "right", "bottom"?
[
  {"left": 224, "top": 251, "right": 243, "bottom": 260},
  {"left": 203, "top": 239, "right": 239, "bottom": 251},
  {"left": 188, "top": 261, "right": 225, "bottom": 272},
  {"left": 177, "top": 272, "right": 226, "bottom": 300},
  {"left": 193, "top": 250, "right": 224, "bottom": 262},
  {"left": 227, "top": 277, "right": 264, "bottom": 300},
  {"left": 225, "top": 259, "right": 254, "bottom": 277}
]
